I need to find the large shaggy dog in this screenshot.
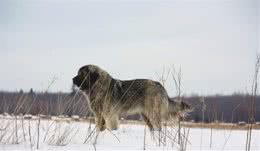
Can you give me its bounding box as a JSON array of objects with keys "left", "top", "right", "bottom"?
[{"left": 73, "top": 65, "right": 192, "bottom": 131}]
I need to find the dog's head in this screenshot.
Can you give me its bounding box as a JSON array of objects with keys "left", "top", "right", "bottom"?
[{"left": 72, "top": 65, "right": 100, "bottom": 92}]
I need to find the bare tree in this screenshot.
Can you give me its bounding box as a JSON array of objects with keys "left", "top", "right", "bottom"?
[{"left": 245, "top": 54, "right": 260, "bottom": 151}]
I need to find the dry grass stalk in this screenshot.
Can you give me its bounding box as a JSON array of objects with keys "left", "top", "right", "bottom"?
[
  {"left": 171, "top": 65, "right": 183, "bottom": 146},
  {"left": 143, "top": 125, "right": 146, "bottom": 150},
  {"left": 36, "top": 117, "right": 40, "bottom": 149},
  {"left": 28, "top": 119, "right": 33, "bottom": 149}
]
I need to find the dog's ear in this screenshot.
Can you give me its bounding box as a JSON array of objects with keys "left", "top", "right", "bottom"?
[{"left": 89, "top": 71, "right": 99, "bottom": 86}]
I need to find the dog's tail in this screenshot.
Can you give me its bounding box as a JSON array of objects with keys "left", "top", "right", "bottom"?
[{"left": 168, "top": 97, "right": 193, "bottom": 119}]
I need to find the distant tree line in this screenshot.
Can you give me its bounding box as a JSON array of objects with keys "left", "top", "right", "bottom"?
[
  {"left": 184, "top": 95, "right": 260, "bottom": 123},
  {"left": 0, "top": 90, "right": 259, "bottom": 123},
  {"left": 0, "top": 89, "right": 92, "bottom": 117}
]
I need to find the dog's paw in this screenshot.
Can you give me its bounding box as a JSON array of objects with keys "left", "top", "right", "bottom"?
[{"left": 96, "top": 125, "right": 106, "bottom": 132}]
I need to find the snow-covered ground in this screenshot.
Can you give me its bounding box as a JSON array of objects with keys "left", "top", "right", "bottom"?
[{"left": 0, "top": 116, "right": 259, "bottom": 151}]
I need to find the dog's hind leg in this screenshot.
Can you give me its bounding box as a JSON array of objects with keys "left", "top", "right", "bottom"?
[
  {"left": 144, "top": 101, "right": 162, "bottom": 131},
  {"left": 148, "top": 113, "right": 162, "bottom": 131},
  {"left": 141, "top": 113, "right": 154, "bottom": 131}
]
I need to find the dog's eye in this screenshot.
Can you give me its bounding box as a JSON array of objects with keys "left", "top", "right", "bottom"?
[
  {"left": 79, "top": 71, "right": 89, "bottom": 77},
  {"left": 78, "top": 71, "right": 84, "bottom": 76}
]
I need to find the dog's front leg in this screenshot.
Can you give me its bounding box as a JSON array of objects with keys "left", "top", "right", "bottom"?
[
  {"left": 95, "top": 113, "right": 106, "bottom": 131},
  {"left": 104, "top": 114, "right": 119, "bottom": 130}
]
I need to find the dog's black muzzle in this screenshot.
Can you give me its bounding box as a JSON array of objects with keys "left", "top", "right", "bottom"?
[{"left": 72, "top": 76, "right": 80, "bottom": 87}]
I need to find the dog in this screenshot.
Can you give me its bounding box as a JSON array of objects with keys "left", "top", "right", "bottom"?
[{"left": 72, "top": 64, "right": 192, "bottom": 131}]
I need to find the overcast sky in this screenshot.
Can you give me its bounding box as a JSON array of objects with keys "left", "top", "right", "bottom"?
[{"left": 0, "top": 0, "right": 259, "bottom": 96}]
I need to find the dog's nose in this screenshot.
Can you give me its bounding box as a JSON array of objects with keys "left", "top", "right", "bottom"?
[{"left": 72, "top": 76, "right": 78, "bottom": 85}]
